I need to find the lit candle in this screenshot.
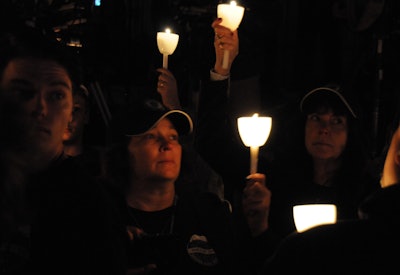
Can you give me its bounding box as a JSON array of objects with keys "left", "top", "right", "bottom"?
[
  {"left": 237, "top": 113, "right": 272, "bottom": 174},
  {"left": 157, "top": 28, "right": 179, "bottom": 69},
  {"left": 293, "top": 204, "right": 337, "bottom": 233},
  {"left": 217, "top": 1, "right": 245, "bottom": 69}
]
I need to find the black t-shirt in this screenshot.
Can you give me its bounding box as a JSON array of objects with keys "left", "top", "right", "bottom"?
[{"left": 112, "top": 186, "right": 235, "bottom": 275}]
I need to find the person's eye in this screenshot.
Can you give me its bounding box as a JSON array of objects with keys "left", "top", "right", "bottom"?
[
  {"left": 19, "top": 89, "right": 35, "bottom": 101},
  {"left": 331, "top": 117, "right": 344, "bottom": 125},
  {"left": 11, "top": 86, "right": 35, "bottom": 101},
  {"left": 308, "top": 114, "right": 319, "bottom": 121},
  {"left": 169, "top": 134, "right": 179, "bottom": 143},
  {"left": 49, "top": 90, "right": 67, "bottom": 101},
  {"left": 72, "top": 106, "right": 81, "bottom": 115},
  {"left": 143, "top": 133, "right": 157, "bottom": 140}
]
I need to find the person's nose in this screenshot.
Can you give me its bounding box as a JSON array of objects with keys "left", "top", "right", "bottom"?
[
  {"left": 159, "top": 136, "right": 173, "bottom": 152},
  {"left": 318, "top": 120, "right": 330, "bottom": 134},
  {"left": 31, "top": 94, "right": 47, "bottom": 118}
]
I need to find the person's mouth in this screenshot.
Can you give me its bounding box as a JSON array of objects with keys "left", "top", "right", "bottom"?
[
  {"left": 37, "top": 126, "right": 51, "bottom": 135},
  {"left": 313, "top": 142, "right": 332, "bottom": 147}
]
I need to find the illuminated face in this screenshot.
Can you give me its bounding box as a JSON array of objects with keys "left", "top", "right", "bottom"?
[
  {"left": 1, "top": 57, "right": 73, "bottom": 161},
  {"left": 128, "top": 118, "right": 182, "bottom": 182},
  {"left": 63, "top": 93, "right": 89, "bottom": 143},
  {"left": 305, "top": 111, "right": 348, "bottom": 161}
]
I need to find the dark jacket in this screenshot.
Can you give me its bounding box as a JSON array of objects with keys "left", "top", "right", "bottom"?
[
  {"left": 261, "top": 183, "right": 400, "bottom": 275},
  {"left": 1, "top": 156, "right": 126, "bottom": 275},
  {"left": 109, "top": 182, "right": 236, "bottom": 275}
]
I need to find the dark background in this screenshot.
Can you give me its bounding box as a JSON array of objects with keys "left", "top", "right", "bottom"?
[{"left": 1, "top": 0, "right": 400, "bottom": 157}]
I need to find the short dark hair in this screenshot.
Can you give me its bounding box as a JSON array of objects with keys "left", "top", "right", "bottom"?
[
  {"left": 0, "top": 25, "right": 79, "bottom": 84},
  {"left": 73, "top": 84, "right": 91, "bottom": 111}
]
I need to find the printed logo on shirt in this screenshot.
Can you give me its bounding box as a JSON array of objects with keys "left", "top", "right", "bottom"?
[{"left": 187, "top": 234, "right": 218, "bottom": 267}]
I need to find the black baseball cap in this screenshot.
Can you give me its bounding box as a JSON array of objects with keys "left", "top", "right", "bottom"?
[
  {"left": 122, "top": 98, "right": 193, "bottom": 137},
  {"left": 300, "top": 85, "right": 357, "bottom": 118}
]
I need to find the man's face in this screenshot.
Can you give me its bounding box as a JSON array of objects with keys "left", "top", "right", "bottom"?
[
  {"left": 305, "top": 110, "right": 348, "bottom": 161},
  {"left": 63, "top": 93, "right": 89, "bottom": 143},
  {"left": 1, "top": 57, "right": 73, "bottom": 161},
  {"left": 128, "top": 118, "right": 182, "bottom": 183}
]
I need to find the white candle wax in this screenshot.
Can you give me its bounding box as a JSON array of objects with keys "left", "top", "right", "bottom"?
[
  {"left": 217, "top": 1, "right": 245, "bottom": 31},
  {"left": 237, "top": 114, "right": 272, "bottom": 147},
  {"left": 238, "top": 113, "right": 272, "bottom": 174},
  {"left": 157, "top": 29, "right": 179, "bottom": 55},
  {"left": 217, "top": 1, "right": 244, "bottom": 68}
]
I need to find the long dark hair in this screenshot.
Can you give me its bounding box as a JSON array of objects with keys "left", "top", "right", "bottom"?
[
  {"left": 272, "top": 86, "right": 375, "bottom": 193},
  {"left": 304, "top": 90, "right": 370, "bottom": 184}
]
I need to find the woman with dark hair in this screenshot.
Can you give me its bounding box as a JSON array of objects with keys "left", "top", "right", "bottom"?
[
  {"left": 260, "top": 120, "right": 400, "bottom": 275},
  {"left": 267, "top": 84, "right": 380, "bottom": 239}
]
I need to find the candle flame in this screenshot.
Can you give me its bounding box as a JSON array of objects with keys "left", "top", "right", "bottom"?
[
  {"left": 237, "top": 115, "right": 272, "bottom": 147},
  {"left": 165, "top": 28, "right": 171, "bottom": 33},
  {"left": 230, "top": 1, "right": 237, "bottom": 6}
]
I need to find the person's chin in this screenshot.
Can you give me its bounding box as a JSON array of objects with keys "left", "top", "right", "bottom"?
[
  {"left": 311, "top": 149, "right": 335, "bottom": 159},
  {"left": 62, "top": 133, "right": 73, "bottom": 140},
  {"left": 33, "top": 135, "right": 57, "bottom": 152},
  {"left": 159, "top": 170, "right": 179, "bottom": 180}
]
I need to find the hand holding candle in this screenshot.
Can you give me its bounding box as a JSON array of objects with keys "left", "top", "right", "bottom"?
[
  {"left": 157, "top": 28, "right": 179, "bottom": 69},
  {"left": 238, "top": 113, "right": 272, "bottom": 174},
  {"left": 217, "top": 1, "right": 245, "bottom": 69}
]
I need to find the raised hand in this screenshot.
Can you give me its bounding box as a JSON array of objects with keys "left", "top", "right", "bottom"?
[
  {"left": 242, "top": 173, "right": 271, "bottom": 236},
  {"left": 212, "top": 18, "right": 239, "bottom": 76}
]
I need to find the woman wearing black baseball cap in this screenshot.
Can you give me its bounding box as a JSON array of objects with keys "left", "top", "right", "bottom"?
[
  {"left": 103, "top": 97, "right": 240, "bottom": 275},
  {"left": 267, "top": 83, "right": 381, "bottom": 239}
]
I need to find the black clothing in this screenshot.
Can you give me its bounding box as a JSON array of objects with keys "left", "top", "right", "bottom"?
[
  {"left": 194, "top": 77, "right": 283, "bottom": 270},
  {"left": 194, "top": 75, "right": 382, "bottom": 274},
  {"left": 267, "top": 150, "right": 380, "bottom": 239},
  {"left": 0, "top": 156, "right": 125, "bottom": 275},
  {"left": 109, "top": 183, "right": 235, "bottom": 275},
  {"left": 261, "top": 183, "right": 400, "bottom": 275},
  {"left": 194, "top": 78, "right": 252, "bottom": 208},
  {"left": 178, "top": 144, "right": 225, "bottom": 200},
  {"left": 65, "top": 145, "right": 107, "bottom": 180}
]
